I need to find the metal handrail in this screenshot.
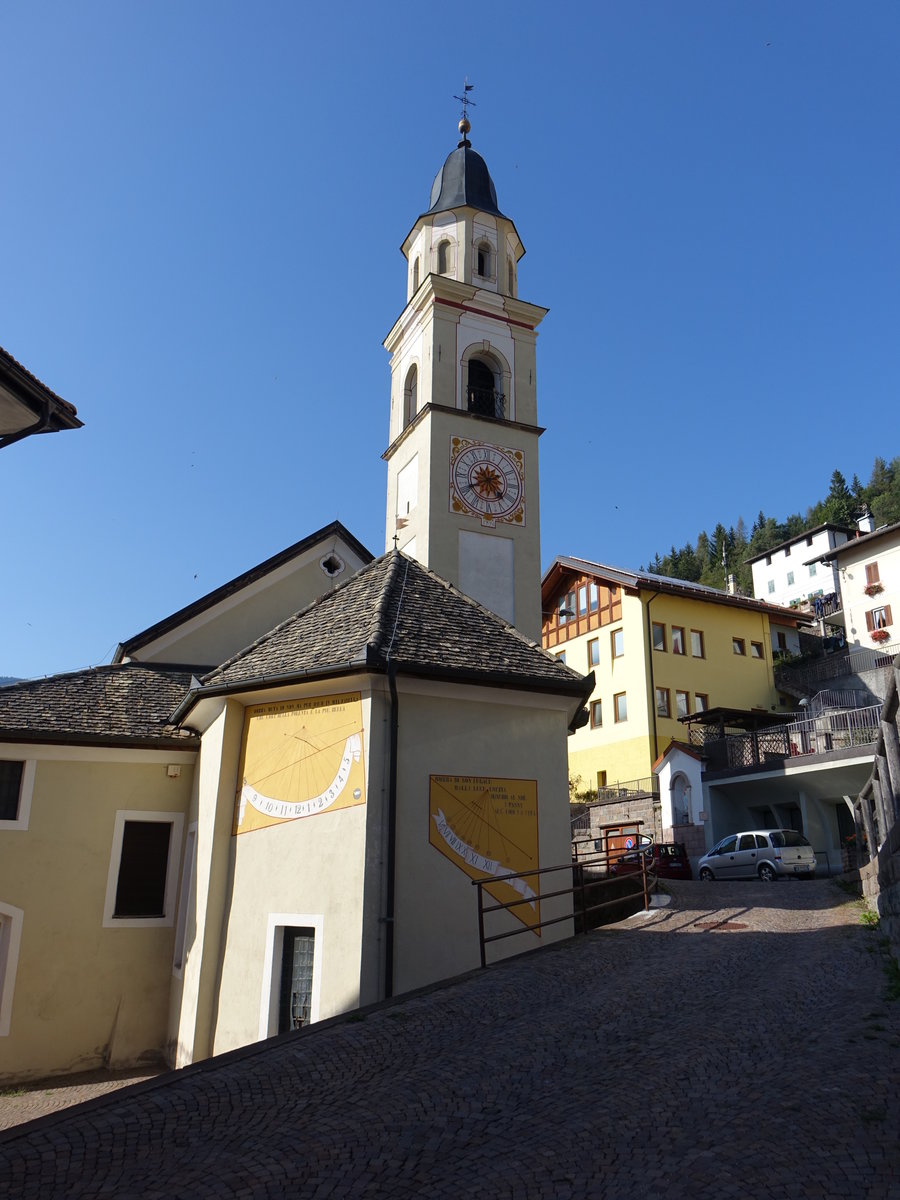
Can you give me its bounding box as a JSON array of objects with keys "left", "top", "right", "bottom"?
[{"left": 473, "top": 835, "right": 655, "bottom": 968}]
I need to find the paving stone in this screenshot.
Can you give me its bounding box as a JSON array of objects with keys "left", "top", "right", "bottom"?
[{"left": 1, "top": 881, "right": 899, "bottom": 1198}]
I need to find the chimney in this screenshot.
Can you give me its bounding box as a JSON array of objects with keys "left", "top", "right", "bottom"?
[{"left": 857, "top": 508, "right": 875, "bottom": 535}]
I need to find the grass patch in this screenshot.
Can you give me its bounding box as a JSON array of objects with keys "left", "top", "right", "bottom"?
[
  {"left": 833, "top": 877, "right": 862, "bottom": 898},
  {"left": 860, "top": 908, "right": 880, "bottom": 929},
  {"left": 0, "top": 1087, "right": 26, "bottom": 1098}
]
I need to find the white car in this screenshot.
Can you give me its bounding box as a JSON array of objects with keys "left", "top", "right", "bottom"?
[{"left": 698, "top": 829, "right": 816, "bottom": 882}]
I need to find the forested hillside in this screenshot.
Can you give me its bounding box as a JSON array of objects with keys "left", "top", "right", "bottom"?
[{"left": 640, "top": 457, "right": 900, "bottom": 596}]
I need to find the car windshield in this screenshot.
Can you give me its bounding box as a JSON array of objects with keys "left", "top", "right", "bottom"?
[{"left": 770, "top": 830, "right": 811, "bottom": 848}]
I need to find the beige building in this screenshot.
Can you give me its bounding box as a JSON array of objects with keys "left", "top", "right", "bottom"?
[{"left": 0, "top": 124, "right": 589, "bottom": 1084}]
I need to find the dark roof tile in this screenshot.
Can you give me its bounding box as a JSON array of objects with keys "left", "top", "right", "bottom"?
[
  {"left": 0, "top": 663, "right": 197, "bottom": 748},
  {"left": 201, "top": 551, "right": 589, "bottom": 698}
]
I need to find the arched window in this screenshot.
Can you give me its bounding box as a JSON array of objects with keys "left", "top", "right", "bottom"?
[
  {"left": 412, "top": 257, "right": 420, "bottom": 291},
  {"left": 403, "top": 364, "right": 418, "bottom": 429},
  {"left": 437, "top": 240, "right": 450, "bottom": 275},
  {"left": 476, "top": 241, "right": 491, "bottom": 278},
  {"left": 466, "top": 358, "right": 503, "bottom": 418}
]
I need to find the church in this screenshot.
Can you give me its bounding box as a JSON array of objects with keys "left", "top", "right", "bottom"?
[{"left": 0, "top": 119, "right": 592, "bottom": 1083}]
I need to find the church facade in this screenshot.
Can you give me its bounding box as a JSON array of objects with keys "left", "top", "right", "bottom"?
[{"left": 0, "top": 125, "right": 590, "bottom": 1084}]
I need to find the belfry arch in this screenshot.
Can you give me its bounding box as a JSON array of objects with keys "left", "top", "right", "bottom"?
[{"left": 460, "top": 342, "right": 512, "bottom": 421}]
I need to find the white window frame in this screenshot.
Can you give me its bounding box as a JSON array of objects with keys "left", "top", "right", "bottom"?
[
  {"left": 0, "top": 901, "right": 25, "bottom": 1036},
  {"left": 259, "top": 912, "right": 324, "bottom": 1040},
  {"left": 102, "top": 810, "right": 184, "bottom": 929},
  {"left": 172, "top": 822, "right": 197, "bottom": 976},
  {"left": 0, "top": 759, "right": 35, "bottom": 831}
]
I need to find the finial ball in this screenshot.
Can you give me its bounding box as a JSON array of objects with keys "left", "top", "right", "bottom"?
[{"left": 458, "top": 117, "right": 471, "bottom": 136}]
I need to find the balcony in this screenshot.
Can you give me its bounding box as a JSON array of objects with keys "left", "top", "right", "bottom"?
[
  {"left": 466, "top": 387, "right": 505, "bottom": 419},
  {"left": 698, "top": 703, "right": 881, "bottom": 771}
]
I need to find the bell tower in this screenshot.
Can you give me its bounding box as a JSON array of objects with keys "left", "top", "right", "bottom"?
[{"left": 383, "top": 115, "right": 547, "bottom": 642}]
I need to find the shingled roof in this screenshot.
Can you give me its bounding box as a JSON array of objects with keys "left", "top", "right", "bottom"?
[
  {"left": 0, "top": 664, "right": 197, "bottom": 750},
  {"left": 192, "top": 550, "right": 590, "bottom": 706}
]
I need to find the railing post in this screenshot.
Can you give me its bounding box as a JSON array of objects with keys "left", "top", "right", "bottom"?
[
  {"left": 579, "top": 863, "right": 588, "bottom": 935},
  {"left": 640, "top": 852, "right": 650, "bottom": 912},
  {"left": 476, "top": 881, "right": 487, "bottom": 968}
]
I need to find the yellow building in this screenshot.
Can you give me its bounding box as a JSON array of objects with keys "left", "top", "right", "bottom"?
[{"left": 542, "top": 556, "right": 809, "bottom": 794}]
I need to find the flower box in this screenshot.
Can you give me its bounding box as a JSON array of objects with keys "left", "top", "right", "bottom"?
[
  {"left": 871, "top": 628, "right": 891, "bottom": 644},
  {"left": 864, "top": 582, "right": 884, "bottom": 597}
]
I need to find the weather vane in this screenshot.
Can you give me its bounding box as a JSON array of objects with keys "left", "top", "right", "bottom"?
[{"left": 453, "top": 78, "right": 475, "bottom": 123}]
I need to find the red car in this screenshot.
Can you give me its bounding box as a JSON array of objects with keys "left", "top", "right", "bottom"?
[{"left": 609, "top": 842, "right": 693, "bottom": 881}]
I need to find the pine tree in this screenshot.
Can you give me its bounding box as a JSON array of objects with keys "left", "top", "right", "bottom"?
[{"left": 822, "top": 469, "right": 855, "bottom": 526}]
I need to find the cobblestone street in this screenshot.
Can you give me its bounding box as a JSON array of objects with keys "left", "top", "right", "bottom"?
[{"left": 2, "top": 880, "right": 899, "bottom": 1199}]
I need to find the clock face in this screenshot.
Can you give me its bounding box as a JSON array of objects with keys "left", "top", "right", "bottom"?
[{"left": 449, "top": 437, "right": 526, "bottom": 528}]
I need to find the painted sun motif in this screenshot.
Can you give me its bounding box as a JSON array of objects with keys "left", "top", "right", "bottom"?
[{"left": 471, "top": 463, "right": 505, "bottom": 500}]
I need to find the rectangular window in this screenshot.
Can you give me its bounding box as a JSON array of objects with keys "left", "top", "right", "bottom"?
[
  {"left": 115, "top": 821, "right": 172, "bottom": 918},
  {"left": 172, "top": 825, "right": 197, "bottom": 974},
  {"left": 695, "top": 693, "right": 708, "bottom": 712},
  {"left": 103, "top": 811, "right": 184, "bottom": 928},
  {"left": 767, "top": 580, "right": 775, "bottom": 594},
  {"left": 765, "top": 554, "right": 772, "bottom": 566},
  {"left": 671, "top": 626, "right": 685, "bottom": 655},
  {"left": 614, "top": 692, "right": 627, "bottom": 723},
  {"left": 777, "top": 632, "right": 788, "bottom": 651},
  {"left": 555, "top": 650, "right": 567, "bottom": 664},
  {"left": 691, "top": 629, "right": 705, "bottom": 658},
  {"left": 733, "top": 638, "right": 746, "bottom": 656},
  {"left": 578, "top": 585, "right": 588, "bottom": 618},
  {"left": 0, "top": 902, "right": 25, "bottom": 1037},
  {"left": 279, "top": 927, "right": 316, "bottom": 1033},
  {"left": 751, "top": 641, "right": 764, "bottom": 659},
  {"left": 806, "top": 534, "right": 813, "bottom": 547},
  {"left": 652, "top": 622, "right": 666, "bottom": 652},
  {"left": 587, "top": 638, "right": 599, "bottom": 668},
  {"left": 0, "top": 762, "right": 24, "bottom": 823},
  {"left": 866, "top": 606, "right": 892, "bottom": 631},
  {"left": 866, "top": 562, "right": 881, "bottom": 585},
  {"left": 596, "top": 770, "right": 607, "bottom": 790},
  {"left": 786, "top": 570, "right": 794, "bottom": 586},
  {"left": 0, "top": 760, "right": 33, "bottom": 831},
  {"left": 808, "top": 563, "right": 817, "bottom": 578},
  {"left": 589, "top": 583, "right": 599, "bottom": 614},
  {"left": 655, "top": 687, "right": 670, "bottom": 718},
  {"left": 611, "top": 629, "right": 624, "bottom": 658},
  {"left": 784, "top": 545, "right": 791, "bottom": 557},
  {"left": 590, "top": 699, "right": 602, "bottom": 728},
  {"left": 676, "top": 690, "right": 690, "bottom": 719}
]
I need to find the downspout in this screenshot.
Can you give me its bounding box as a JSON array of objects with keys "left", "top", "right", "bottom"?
[
  {"left": 385, "top": 663, "right": 399, "bottom": 999},
  {"left": 645, "top": 590, "right": 661, "bottom": 765},
  {"left": 381, "top": 553, "right": 410, "bottom": 1001}
]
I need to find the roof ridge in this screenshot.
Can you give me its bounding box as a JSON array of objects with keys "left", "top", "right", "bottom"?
[
  {"left": 202, "top": 554, "right": 392, "bottom": 683},
  {"left": 396, "top": 552, "right": 586, "bottom": 676},
  {"left": 366, "top": 550, "right": 407, "bottom": 664},
  {"left": 0, "top": 661, "right": 188, "bottom": 691}
]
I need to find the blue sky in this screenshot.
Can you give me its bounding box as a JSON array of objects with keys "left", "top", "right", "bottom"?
[{"left": 2, "top": 1, "right": 898, "bottom": 678}]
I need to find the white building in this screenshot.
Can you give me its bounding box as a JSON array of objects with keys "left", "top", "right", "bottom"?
[{"left": 817, "top": 519, "right": 900, "bottom": 653}]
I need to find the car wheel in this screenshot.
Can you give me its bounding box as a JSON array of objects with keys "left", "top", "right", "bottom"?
[
  {"left": 758, "top": 863, "right": 777, "bottom": 882},
  {"left": 699, "top": 867, "right": 715, "bottom": 882}
]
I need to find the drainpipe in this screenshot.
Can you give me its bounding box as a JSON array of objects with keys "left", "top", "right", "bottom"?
[
  {"left": 384, "top": 664, "right": 399, "bottom": 999},
  {"left": 645, "top": 591, "right": 661, "bottom": 765}
]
